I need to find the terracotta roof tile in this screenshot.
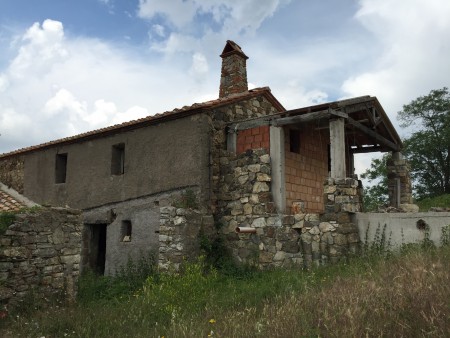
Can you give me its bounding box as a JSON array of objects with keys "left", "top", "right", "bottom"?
[
  {"left": 0, "top": 87, "right": 284, "bottom": 159},
  {"left": 0, "top": 190, "right": 25, "bottom": 212}
]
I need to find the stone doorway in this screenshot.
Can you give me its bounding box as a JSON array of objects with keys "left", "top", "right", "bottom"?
[{"left": 82, "top": 223, "right": 107, "bottom": 275}]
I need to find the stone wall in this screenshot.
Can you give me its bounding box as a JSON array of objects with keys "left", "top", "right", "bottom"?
[
  {"left": 158, "top": 206, "right": 214, "bottom": 271},
  {"left": 0, "top": 156, "right": 24, "bottom": 194},
  {"left": 0, "top": 207, "right": 82, "bottom": 309},
  {"left": 215, "top": 149, "right": 362, "bottom": 268},
  {"left": 209, "top": 95, "right": 281, "bottom": 212}
]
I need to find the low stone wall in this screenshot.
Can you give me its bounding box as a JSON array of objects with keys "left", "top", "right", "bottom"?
[{"left": 0, "top": 207, "right": 82, "bottom": 309}]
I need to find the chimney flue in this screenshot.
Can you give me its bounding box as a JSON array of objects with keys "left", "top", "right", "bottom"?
[{"left": 219, "top": 40, "right": 249, "bottom": 98}]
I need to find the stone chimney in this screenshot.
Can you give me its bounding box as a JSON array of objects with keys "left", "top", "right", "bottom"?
[{"left": 219, "top": 40, "right": 249, "bottom": 98}]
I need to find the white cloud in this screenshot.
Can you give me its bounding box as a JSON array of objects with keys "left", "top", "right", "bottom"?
[
  {"left": 189, "top": 52, "right": 209, "bottom": 81},
  {"left": 139, "top": 0, "right": 290, "bottom": 54},
  {"left": 151, "top": 24, "right": 166, "bottom": 38},
  {"left": 0, "top": 19, "right": 209, "bottom": 153},
  {"left": 342, "top": 0, "right": 450, "bottom": 128},
  {"left": 9, "top": 20, "right": 68, "bottom": 79}
]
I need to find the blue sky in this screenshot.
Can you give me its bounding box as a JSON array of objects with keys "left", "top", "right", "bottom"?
[{"left": 0, "top": 0, "right": 449, "bottom": 175}]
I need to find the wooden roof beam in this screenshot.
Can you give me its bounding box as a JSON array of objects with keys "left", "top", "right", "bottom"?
[{"left": 346, "top": 116, "right": 400, "bottom": 151}]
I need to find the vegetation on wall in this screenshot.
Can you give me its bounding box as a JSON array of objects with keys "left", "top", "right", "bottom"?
[{"left": 0, "top": 211, "right": 16, "bottom": 234}]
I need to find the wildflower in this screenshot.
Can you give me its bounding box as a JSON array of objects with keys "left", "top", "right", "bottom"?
[
  {"left": 208, "top": 330, "right": 214, "bottom": 337},
  {"left": 209, "top": 319, "right": 216, "bottom": 324}
]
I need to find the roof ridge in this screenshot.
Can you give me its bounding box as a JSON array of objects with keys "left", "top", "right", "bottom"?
[{"left": 0, "top": 87, "right": 276, "bottom": 159}]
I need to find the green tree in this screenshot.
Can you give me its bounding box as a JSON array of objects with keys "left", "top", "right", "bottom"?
[
  {"left": 399, "top": 87, "right": 450, "bottom": 198},
  {"left": 360, "top": 154, "right": 390, "bottom": 211}
]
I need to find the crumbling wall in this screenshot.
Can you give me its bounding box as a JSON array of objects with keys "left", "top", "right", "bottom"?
[
  {"left": 387, "top": 153, "right": 413, "bottom": 207},
  {"left": 0, "top": 207, "right": 82, "bottom": 308}
]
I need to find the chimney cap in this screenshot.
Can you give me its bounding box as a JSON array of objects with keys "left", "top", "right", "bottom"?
[{"left": 220, "top": 40, "right": 248, "bottom": 60}]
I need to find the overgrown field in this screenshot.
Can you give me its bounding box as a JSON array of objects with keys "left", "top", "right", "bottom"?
[{"left": 1, "top": 244, "right": 450, "bottom": 337}]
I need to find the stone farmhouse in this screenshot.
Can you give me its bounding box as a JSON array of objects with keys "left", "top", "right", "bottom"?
[{"left": 0, "top": 41, "right": 411, "bottom": 273}]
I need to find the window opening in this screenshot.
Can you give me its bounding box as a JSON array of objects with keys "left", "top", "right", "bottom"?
[
  {"left": 121, "top": 220, "right": 132, "bottom": 242},
  {"left": 289, "top": 129, "right": 300, "bottom": 153},
  {"left": 55, "top": 153, "right": 68, "bottom": 183},
  {"left": 111, "top": 143, "right": 125, "bottom": 175}
]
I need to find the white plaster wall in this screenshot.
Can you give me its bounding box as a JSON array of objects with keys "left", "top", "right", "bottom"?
[{"left": 354, "top": 212, "right": 450, "bottom": 247}]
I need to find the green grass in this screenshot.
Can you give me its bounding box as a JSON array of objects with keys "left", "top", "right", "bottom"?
[
  {"left": 1, "top": 244, "right": 450, "bottom": 338},
  {"left": 416, "top": 193, "right": 450, "bottom": 211}
]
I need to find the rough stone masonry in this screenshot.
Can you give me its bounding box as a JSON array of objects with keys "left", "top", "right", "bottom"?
[{"left": 0, "top": 207, "right": 82, "bottom": 309}]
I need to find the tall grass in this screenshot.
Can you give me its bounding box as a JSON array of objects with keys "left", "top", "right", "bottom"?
[{"left": 1, "top": 237, "right": 450, "bottom": 337}]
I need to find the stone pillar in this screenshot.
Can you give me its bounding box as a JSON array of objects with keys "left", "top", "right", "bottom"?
[
  {"left": 270, "top": 126, "right": 286, "bottom": 213},
  {"left": 329, "top": 118, "right": 346, "bottom": 178},
  {"left": 387, "top": 152, "right": 414, "bottom": 208}
]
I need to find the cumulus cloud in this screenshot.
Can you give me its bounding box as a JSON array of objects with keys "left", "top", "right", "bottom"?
[
  {"left": 139, "top": 0, "right": 290, "bottom": 53},
  {"left": 342, "top": 0, "right": 450, "bottom": 128},
  {"left": 0, "top": 19, "right": 208, "bottom": 153},
  {"left": 9, "top": 19, "right": 68, "bottom": 79}
]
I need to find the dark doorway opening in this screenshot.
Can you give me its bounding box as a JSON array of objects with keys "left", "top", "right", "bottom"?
[{"left": 84, "top": 224, "right": 107, "bottom": 275}]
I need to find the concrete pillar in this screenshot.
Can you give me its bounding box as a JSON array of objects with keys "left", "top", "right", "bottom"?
[
  {"left": 270, "top": 126, "right": 286, "bottom": 213},
  {"left": 329, "top": 118, "right": 346, "bottom": 178}
]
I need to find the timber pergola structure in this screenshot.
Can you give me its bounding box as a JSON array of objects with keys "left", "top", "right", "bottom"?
[{"left": 227, "top": 96, "right": 403, "bottom": 211}]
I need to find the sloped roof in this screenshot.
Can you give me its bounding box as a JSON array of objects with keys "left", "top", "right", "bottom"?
[
  {"left": 0, "top": 190, "right": 25, "bottom": 212},
  {"left": 220, "top": 40, "right": 248, "bottom": 59},
  {"left": 0, "top": 187, "right": 25, "bottom": 212},
  {"left": 0, "top": 87, "right": 285, "bottom": 159},
  {"left": 0, "top": 182, "right": 38, "bottom": 212}
]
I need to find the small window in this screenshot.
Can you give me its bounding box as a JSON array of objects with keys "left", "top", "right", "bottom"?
[
  {"left": 111, "top": 143, "right": 125, "bottom": 175},
  {"left": 289, "top": 129, "right": 300, "bottom": 153},
  {"left": 121, "top": 220, "right": 132, "bottom": 242},
  {"left": 55, "top": 153, "right": 68, "bottom": 183}
]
